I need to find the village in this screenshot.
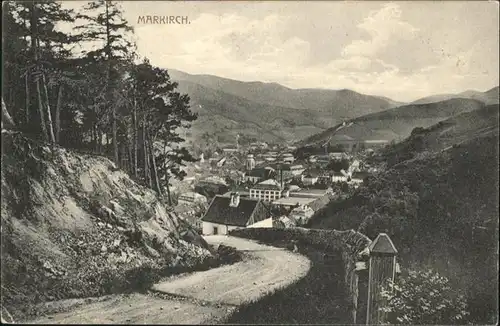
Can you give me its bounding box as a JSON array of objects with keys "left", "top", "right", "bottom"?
[{"left": 172, "top": 135, "right": 384, "bottom": 235}]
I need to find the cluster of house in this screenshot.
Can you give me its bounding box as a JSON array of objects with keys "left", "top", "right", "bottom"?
[
  {"left": 200, "top": 186, "right": 333, "bottom": 235},
  {"left": 244, "top": 153, "right": 369, "bottom": 188},
  {"left": 200, "top": 151, "right": 349, "bottom": 235},
  {"left": 176, "top": 140, "right": 376, "bottom": 235},
  {"left": 301, "top": 168, "right": 370, "bottom": 187}
]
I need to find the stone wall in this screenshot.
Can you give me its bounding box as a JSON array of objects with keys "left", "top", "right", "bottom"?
[{"left": 229, "top": 227, "right": 372, "bottom": 323}]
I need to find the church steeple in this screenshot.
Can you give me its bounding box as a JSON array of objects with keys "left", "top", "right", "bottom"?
[{"left": 246, "top": 154, "right": 255, "bottom": 171}]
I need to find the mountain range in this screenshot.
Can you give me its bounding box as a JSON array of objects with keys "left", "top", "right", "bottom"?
[
  {"left": 410, "top": 86, "right": 499, "bottom": 105},
  {"left": 168, "top": 69, "right": 401, "bottom": 144},
  {"left": 167, "top": 69, "right": 498, "bottom": 147},
  {"left": 297, "top": 98, "right": 490, "bottom": 148}
]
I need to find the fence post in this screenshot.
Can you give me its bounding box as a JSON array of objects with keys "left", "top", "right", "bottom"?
[{"left": 366, "top": 233, "right": 398, "bottom": 325}]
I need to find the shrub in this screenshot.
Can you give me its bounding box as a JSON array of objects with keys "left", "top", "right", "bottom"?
[{"left": 379, "top": 269, "right": 469, "bottom": 325}]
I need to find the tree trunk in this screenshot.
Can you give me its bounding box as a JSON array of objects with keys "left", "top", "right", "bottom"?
[
  {"left": 165, "top": 179, "right": 172, "bottom": 206},
  {"left": 98, "top": 129, "right": 103, "bottom": 154},
  {"left": 2, "top": 98, "right": 16, "bottom": 129},
  {"left": 133, "top": 97, "right": 138, "bottom": 178},
  {"left": 25, "top": 72, "right": 30, "bottom": 125},
  {"left": 30, "top": 3, "right": 48, "bottom": 141},
  {"left": 163, "top": 143, "right": 173, "bottom": 206},
  {"left": 91, "top": 124, "right": 95, "bottom": 151},
  {"left": 143, "top": 115, "right": 152, "bottom": 187},
  {"left": 121, "top": 142, "right": 127, "bottom": 171},
  {"left": 149, "top": 135, "right": 162, "bottom": 197},
  {"left": 112, "top": 104, "right": 118, "bottom": 164},
  {"left": 35, "top": 79, "right": 47, "bottom": 140},
  {"left": 24, "top": 16, "right": 29, "bottom": 126},
  {"left": 127, "top": 133, "right": 133, "bottom": 175},
  {"left": 55, "top": 83, "right": 63, "bottom": 143},
  {"left": 104, "top": 1, "right": 119, "bottom": 165},
  {"left": 41, "top": 73, "right": 56, "bottom": 143}
]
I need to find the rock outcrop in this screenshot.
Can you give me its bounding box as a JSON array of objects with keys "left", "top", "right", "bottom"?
[{"left": 1, "top": 132, "right": 212, "bottom": 316}]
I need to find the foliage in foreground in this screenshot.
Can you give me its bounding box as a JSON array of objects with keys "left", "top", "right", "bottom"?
[{"left": 379, "top": 269, "right": 469, "bottom": 325}]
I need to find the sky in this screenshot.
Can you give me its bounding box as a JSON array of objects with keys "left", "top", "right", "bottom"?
[{"left": 61, "top": 1, "right": 499, "bottom": 102}]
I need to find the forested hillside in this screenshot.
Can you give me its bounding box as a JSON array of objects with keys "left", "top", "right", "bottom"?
[
  {"left": 381, "top": 104, "right": 499, "bottom": 166},
  {"left": 309, "top": 117, "right": 499, "bottom": 323}
]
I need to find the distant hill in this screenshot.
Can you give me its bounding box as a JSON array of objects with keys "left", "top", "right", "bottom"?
[
  {"left": 167, "top": 69, "right": 403, "bottom": 144},
  {"left": 411, "top": 86, "right": 499, "bottom": 105},
  {"left": 297, "top": 98, "right": 486, "bottom": 148},
  {"left": 168, "top": 69, "right": 403, "bottom": 117},
  {"left": 381, "top": 104, "right": 499, "bottom": 166},
  {"left": 175, "top": 80, "right": 328, "bottom": 144}
]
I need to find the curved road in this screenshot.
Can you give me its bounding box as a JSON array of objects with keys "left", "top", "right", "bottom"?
[{"left": 28, "top": 235, "right": 311, "bottom": 324}]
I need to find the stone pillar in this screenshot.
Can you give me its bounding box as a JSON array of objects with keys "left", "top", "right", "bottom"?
[{"left": 366, "top": 233, "right": 398, "bottom": 325}]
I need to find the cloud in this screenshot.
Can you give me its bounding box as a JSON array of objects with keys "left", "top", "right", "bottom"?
[
  {"left": 135, "top": 12, "right": 311, "bottom": 79},
  {"left": 60, "top": 1, "right": 498, "bottom": 102},
  {"left": 341, "top": 3, "right": 419, "bottom": 58}
]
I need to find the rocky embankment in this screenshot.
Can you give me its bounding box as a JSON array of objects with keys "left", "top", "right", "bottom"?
[{"left": 0, "top": 132, "right": 216, "bottom": 320}]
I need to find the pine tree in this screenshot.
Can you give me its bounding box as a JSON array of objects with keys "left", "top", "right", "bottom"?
[
  {"left": 3, "top": 1, "right": 77, "bottom": 142},
  {"left": 128, "top": 59, "right": 197, "bottom": 201},
  {"left": 76, "top": 0, "right": 134, "bottom": 163}
]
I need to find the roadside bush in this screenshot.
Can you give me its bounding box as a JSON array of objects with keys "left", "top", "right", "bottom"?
[{"left": 379, "top": 269, "right": 469, "bottom": 325}]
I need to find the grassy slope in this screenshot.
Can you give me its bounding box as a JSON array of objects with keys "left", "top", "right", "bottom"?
[{"left": 0, "top": 132, "right": 218, "bottom": 319}]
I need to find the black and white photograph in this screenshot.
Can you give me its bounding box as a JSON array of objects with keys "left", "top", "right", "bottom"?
[{"left": 1, "top": 1, "right": 499, "bottom": 324}]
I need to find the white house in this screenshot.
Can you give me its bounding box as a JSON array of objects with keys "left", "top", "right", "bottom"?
[
  {"left": 332, "top": 171, "right": 348, "bottom": 183},
  {"left": 249, "top": 179, "right": 286, "bottom": 202},
  {"left": 329, "top": 152, "right": 346, "bottom": 160},
  {"left": 178, "top": 192, "right": 208, "bottom": 205},
  {"left": 350, "top": 171, "right": 371, "bottom": 184},
  {"left": 289, "top": 205, "right": 315, "bottom": 226},
  {"left": 201, "top": 193, "right": 270, "bottom": 235},
  {"left": 301, "top": 171, "right": 320, "bottom": 186}
]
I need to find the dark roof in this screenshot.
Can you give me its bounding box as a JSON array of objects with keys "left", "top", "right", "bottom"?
[
  {"left": 308, "top": 194, "right": 333, "bottom": 211},
  {"left": 352, "top": 171, "right": 371, "bottom": 179},
  {"left": 201, "top": 195, "right": 268, "bottom": 227},
  {"left": 368, "top": 233, "right": 398, "bottom": 254},
  {"left": 269, "top": 163, "right": 291, "bottom": 170},
  {"left": 252, "top": 179, "right": 282, "bottom": 190},
  {"left": 247, "top": 167, "right": 275, "bottom": 179},
  {"left": 303, "top": 169, "right": 321, "bottom": 177}
]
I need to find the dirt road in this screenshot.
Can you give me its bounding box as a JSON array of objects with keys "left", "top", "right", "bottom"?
[{"left": 28, "top": 235, "right": 311, "bottom": 324}]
